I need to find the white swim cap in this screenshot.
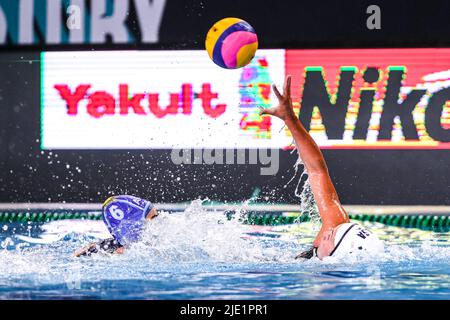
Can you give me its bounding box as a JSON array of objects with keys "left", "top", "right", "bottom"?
[{"left": 330, "top": 223, "right": 384, "bottom": 257}]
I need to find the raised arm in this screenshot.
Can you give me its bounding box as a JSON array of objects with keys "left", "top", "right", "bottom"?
[{"left": 261, "top": 76, "right": 349, "bottom": 249}]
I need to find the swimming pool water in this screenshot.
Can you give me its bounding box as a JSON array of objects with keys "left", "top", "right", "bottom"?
[{"left": 0, "top": 207, "right": 449, "bottom": 300}]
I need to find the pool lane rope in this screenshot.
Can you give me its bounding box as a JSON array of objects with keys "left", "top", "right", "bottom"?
[{"left": 0, "top": 211, "right": 448, "bottom": 232}]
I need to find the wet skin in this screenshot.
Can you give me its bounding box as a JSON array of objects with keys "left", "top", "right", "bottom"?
[{"left": 261, "top": 75, "right": 350, "bottom": 260}]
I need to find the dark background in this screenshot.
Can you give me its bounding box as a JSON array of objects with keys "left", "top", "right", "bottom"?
[{"left": 0, "top": 0, "right": 449, "bottom": 204}]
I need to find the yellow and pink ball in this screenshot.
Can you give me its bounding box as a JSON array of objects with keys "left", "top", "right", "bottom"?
[{"left": 205, "top": 18, "right": 258, "bottom": 69}]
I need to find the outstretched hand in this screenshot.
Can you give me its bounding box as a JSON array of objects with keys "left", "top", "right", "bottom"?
[
  {"left": 295, "top": 246, "right": 317, "bottom": 260},
  {"left": 259, "top": 75, "right": 296, "bottom": 121}
]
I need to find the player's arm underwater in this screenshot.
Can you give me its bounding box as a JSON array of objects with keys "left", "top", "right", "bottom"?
[
  {"left": 74, "top": 238, "right": 125, "bottom": 257},
  {"left": 260, "top": 75, "right": 350, "bottom": 259}
]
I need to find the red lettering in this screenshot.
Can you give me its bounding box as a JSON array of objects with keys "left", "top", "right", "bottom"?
[
  {"left": 181, "top": 84, "right": 193, "bottom": 114},
  {"left": 119, "top": 84, "right": 146, "bottom": 115},
  {"left": 196, "top": 84, "right": 226, "bottom": 118},
  {"left": 54, "top": 83, "right": 227, "bottom": 119},
  {"left": 54, "top": 84, "right": 90, "bottom": 115},
  {"left": 87, "top": 91, "right": 115, "bottom": 118},
  {"left": 148, "top": 93, "right": 179, "bottom": 118}
]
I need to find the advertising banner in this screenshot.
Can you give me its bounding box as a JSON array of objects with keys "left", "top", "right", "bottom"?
[
  {"left": 41, "top": 48, "right": 450, "bottom": 149},
  {"left": 41, "top": 49, "right": 286, "bottom": 149}
]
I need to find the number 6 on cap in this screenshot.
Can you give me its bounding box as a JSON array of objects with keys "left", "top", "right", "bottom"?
[{"left": 109, "top": 205, "right": 125, "bottom": 220}]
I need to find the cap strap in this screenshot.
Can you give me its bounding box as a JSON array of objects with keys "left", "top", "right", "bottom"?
[{"left": 329, "top": 223, "right": 357, "bottom": 256}]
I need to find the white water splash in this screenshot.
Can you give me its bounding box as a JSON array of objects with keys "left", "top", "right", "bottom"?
[
  {"left": 284, "top": 149, "right": 321, "bottom": 228},
  {"left": 128, "top": 199, "right": 298, "bottom": 263},
  {"left": 0, "top": 201, "right": 448, "bottom": 289}
]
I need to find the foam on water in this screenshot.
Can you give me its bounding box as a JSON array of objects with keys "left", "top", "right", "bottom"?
[
  {"left": 0, "top": 202, "right": 449, "bottom": 299},
  {"left": 128, "top": 200, "right": 300, "bottom": 264},
  {"left": 1, "top": 202, "right": 449, "bottom": 270}
]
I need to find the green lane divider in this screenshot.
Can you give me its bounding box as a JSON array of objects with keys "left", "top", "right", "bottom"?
[
  {"left": 0, "top": 211, "right": 102, "bottom": 223},
  {"left": 0, "top": 210, "right": 449, "bottom": 232},
  {"left": 226, "top": 211, "right": 450, "bottom": 232}
]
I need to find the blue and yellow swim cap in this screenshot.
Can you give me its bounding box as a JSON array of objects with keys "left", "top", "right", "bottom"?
[{"left": 102, "top": 195, "right": 154, "bottom": 245}]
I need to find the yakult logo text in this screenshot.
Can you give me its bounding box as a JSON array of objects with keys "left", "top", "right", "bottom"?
[{"left": 54, "top": 83, "right": 227, "bottom": 118}]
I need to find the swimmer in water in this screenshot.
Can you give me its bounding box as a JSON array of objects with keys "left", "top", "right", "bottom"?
[
  {"left": 260, "top": 75, "right": 384, "bottom": 260},
  {"left": 75, "top": 76, "right": 383, "bottom": 260},
  {"left": 74, "top": 195, "right": 158, "bottom": 256}
]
